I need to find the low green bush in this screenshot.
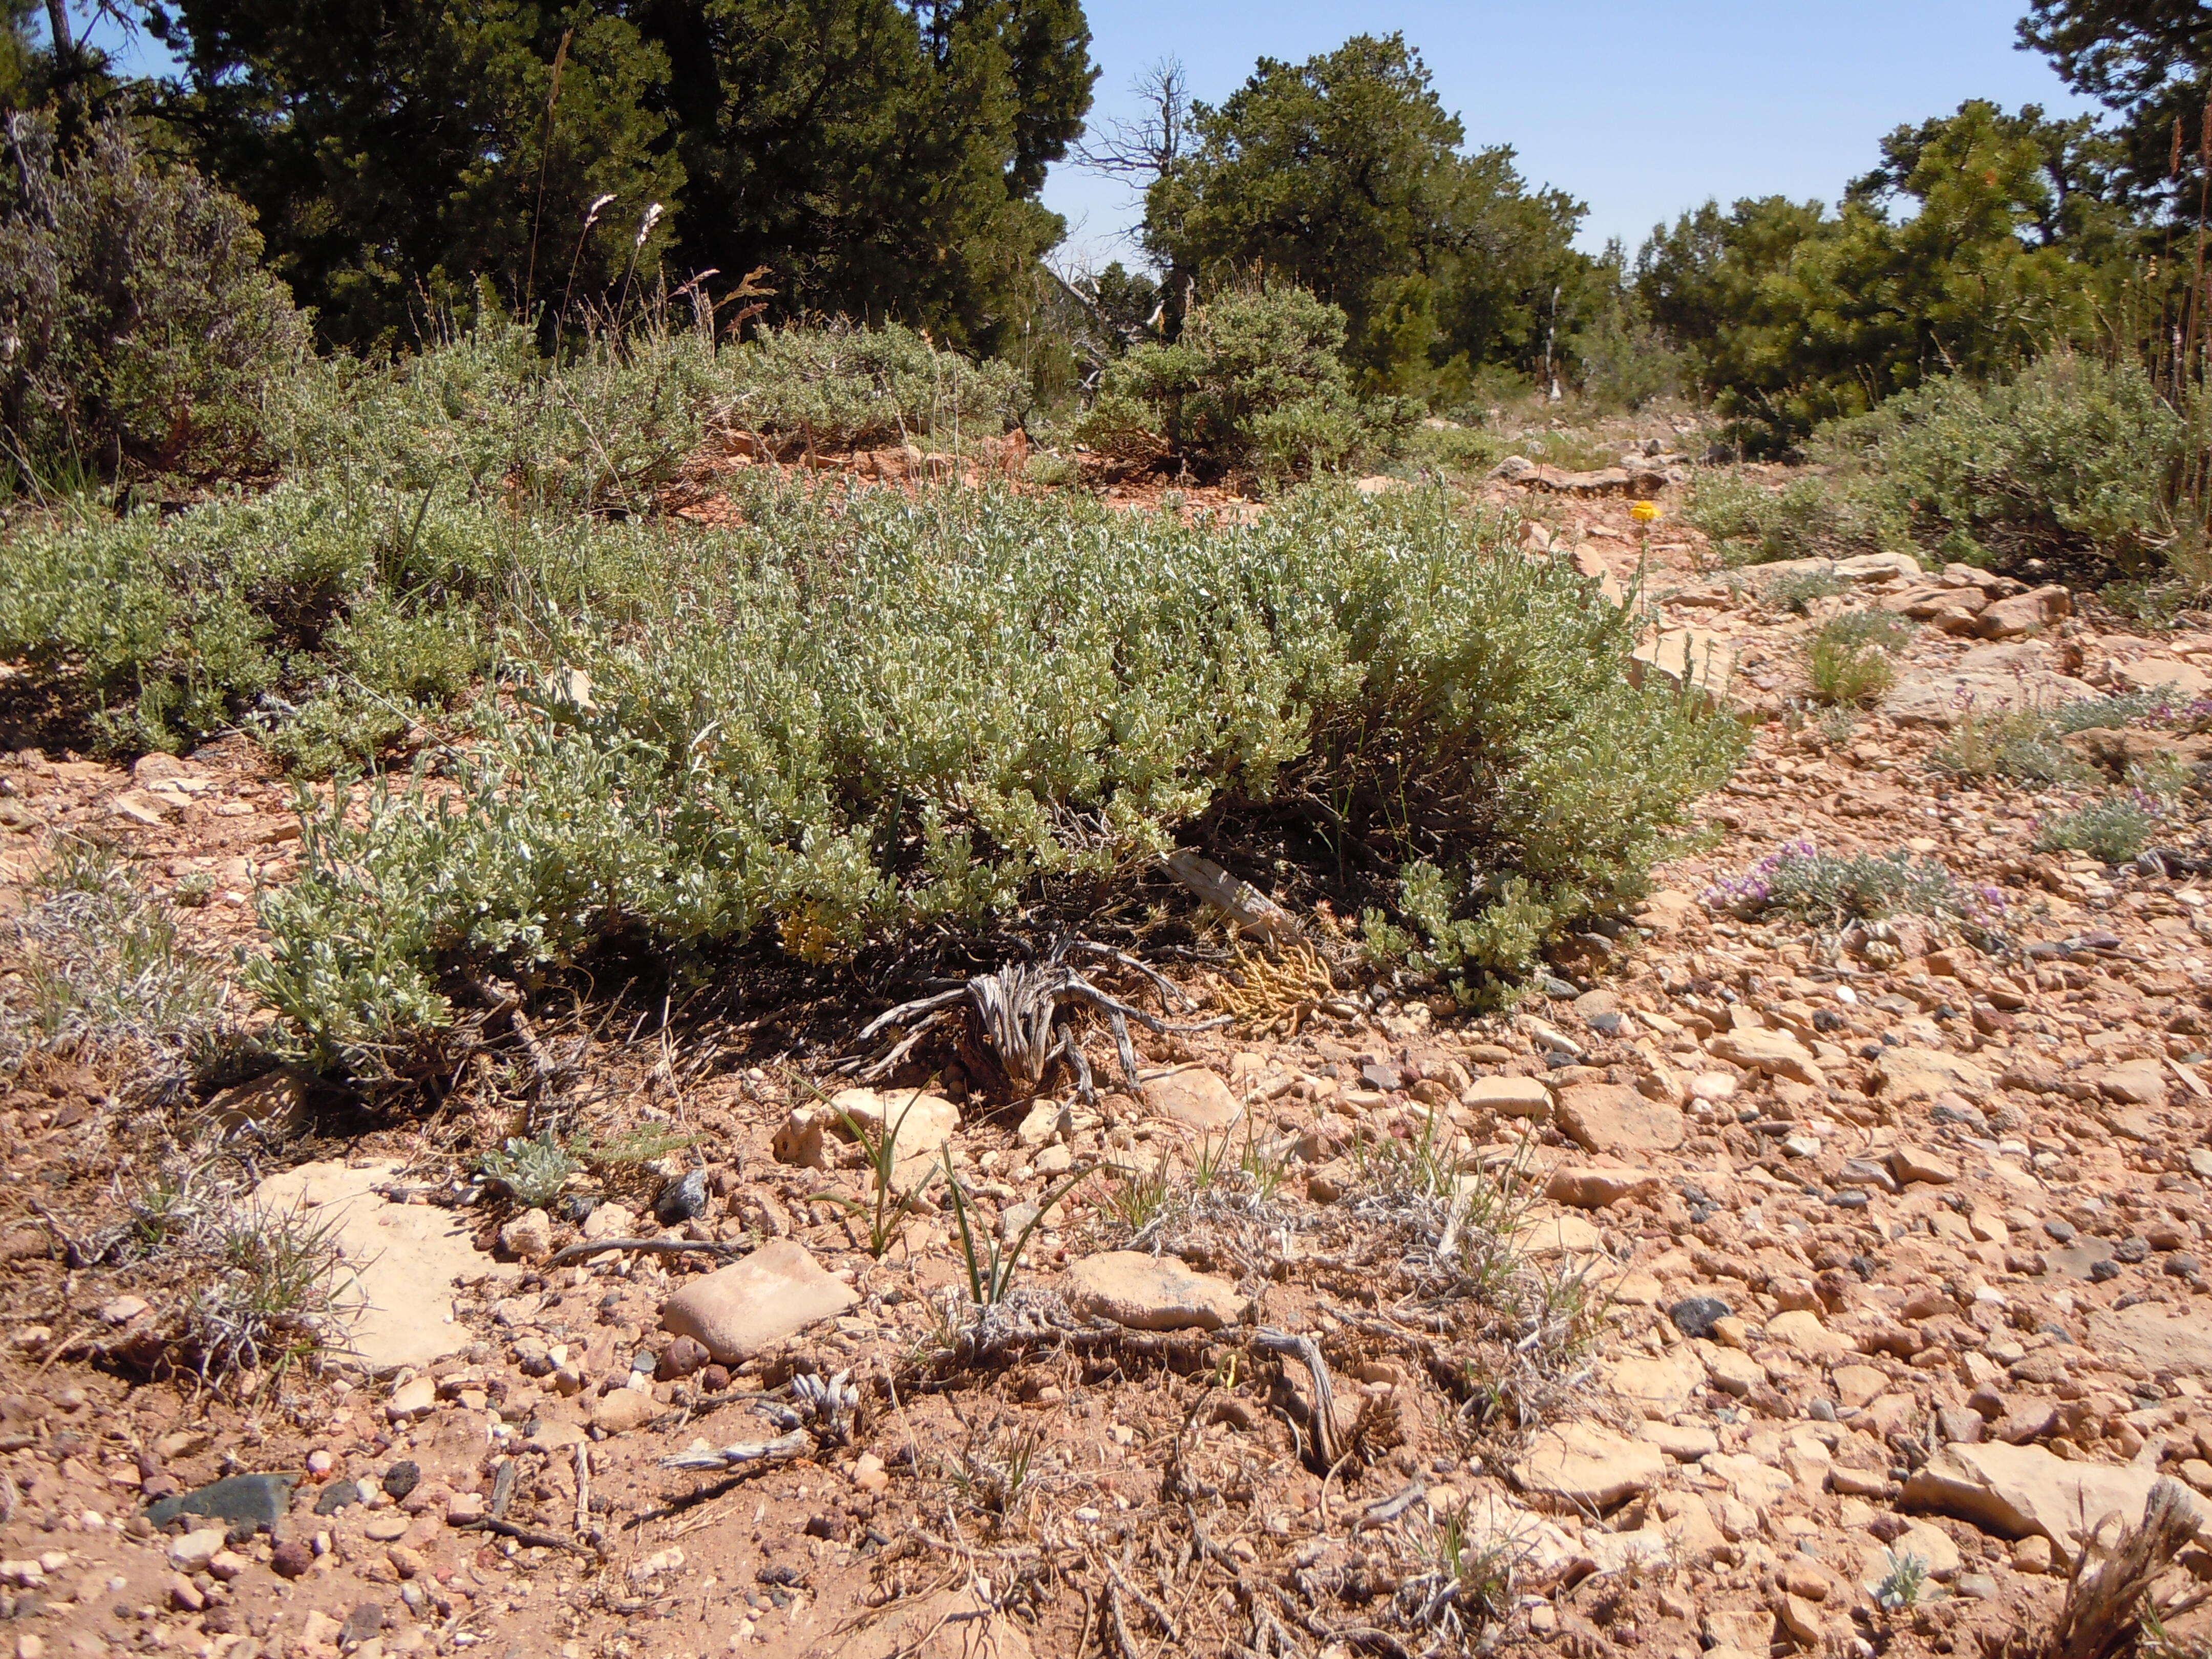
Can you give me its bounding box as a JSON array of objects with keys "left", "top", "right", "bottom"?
[
  {"left": 240, "top": 479, "right": 1737, "bottom": 1074},
  {"left": 2034, "top": 793, "right": 2161, "bottom": 863},
  {"left": 1693, "top": 355, "right": 2185, "bottom": 579},
  {"left": 1818, "top": 353, "right": 2182, "bottom": 572},
  {"left": 1685, "top": 469, "right": 1892, "bottom": 565},
  {"left": 713, "top": 320, "right": 1026, "bottom": 450},
  {"left": 0, "top": 115, "right": 312, "bottom": 491},
  {"left": 1076, "top": 286, "right": 1419, "bottom": 484}
]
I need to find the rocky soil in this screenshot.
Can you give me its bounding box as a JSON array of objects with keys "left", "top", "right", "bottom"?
[{"left": 1, "top": 465, "right": 2210, "bottom": 1659}]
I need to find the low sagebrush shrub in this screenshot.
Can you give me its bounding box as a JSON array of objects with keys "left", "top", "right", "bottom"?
[
  {"left": 0, "top": 115, "right": 311, "bottom": 490},
  {"left": 712, "top": 319, "right": 1024, "bottom": 450},
  {"left": 1687, "top": 469, "right": 1892, "bottom": 565},
  {"left": 1077, "top": 285, "right": 1418, "bottom": 484},
  {"left": 241, "top": 479, "right": 1738, "bottom": 1074},
  {"left": 2035, "top": 793, "right": 2162, "bottom": 863},
  {"left": 1818, "top": 353, "right": 2182, "bottom": 573}
]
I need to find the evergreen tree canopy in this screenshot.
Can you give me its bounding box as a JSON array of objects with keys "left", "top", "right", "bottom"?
[
  {"left": 1636, "top": 101, "right": 2126, "bottom": 445},
  {"left": 141, "top": 0, "right": 1094, "bottom": 348},
  {"left": 1141, "top": 33, "right": 1587, "bottom": 395},
  {"left": 2020, "top": 0, "right": 2212, "bottom": 208}
]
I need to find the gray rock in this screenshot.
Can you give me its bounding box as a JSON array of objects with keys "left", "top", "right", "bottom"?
[
  {"left": 381, "top": 1461, "right": 420, "bottom": 1500},
  {"left": 312, "top": 1480, "right": 360, "bottom": 1516},
  {"left": 145, "top": 1473, "right": 296, "bottom": 1533},
  {"left": 657, "top": 1169, "right": 710, "bottom": 1224}
]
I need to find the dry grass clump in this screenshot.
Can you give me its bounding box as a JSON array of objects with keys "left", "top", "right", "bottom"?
[{"left": 1, "top": 837, "right": 227, "bottom": 1091}]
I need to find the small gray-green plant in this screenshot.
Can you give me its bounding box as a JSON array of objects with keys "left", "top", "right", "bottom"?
[
  {"left": 947, "top": 1422, "right": 1043, "bottom": 1528},
  {"left": 577, "top": 1123, "right": 698, "bottom": 1172},
  {"left": 1761, "top": 567, "right": 1848, "bottom": 612},
  {"left": 1806, "top": 610, "right": 1909, "bottom": 705},
  {"left": 2035, "top": 793, "right": 2162, "bottom": 863},
  {"left": 478, "top": 1130, "right": 580, "bottom": 1209},
  {"left": 1398, "top": 1514, "right": 1516, "bottom": 1642},
  {"left": 1094, "top": 1154, "right": 1178, "bottom": 1235},
  {"left": 1020, "top": 452, "right": 1079, "bottom": 487},
  {"left": 1807, "top": 637, "right": 1896, "bottom": 705},
  {"left": 810, "top": 1091, "right": 941, "bottom": 1259},
  {"left": 1874, "top": 1548, "right": 1928, "bottom": 1612},
  {"left": 1705, "top": 840, "right": 2007, "bottom": 944},
  {"left": 1931, "top": 704, "right": 2087, "bottom": 784},
  {"left": 2051, "top": 691, "right": 2169, "bottom": 733}
]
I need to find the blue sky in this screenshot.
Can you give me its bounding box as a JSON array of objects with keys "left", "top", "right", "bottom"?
[
  {"left": 1044, "top": 0, "right": 2100, "bottom": 269},
  {"left": 87, "top": 1, "right": 2098, "bottom": 271}
]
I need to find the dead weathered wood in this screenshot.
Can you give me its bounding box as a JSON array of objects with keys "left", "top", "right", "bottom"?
[{"left": 1161, "top": 850, "right": 1304, "bottom": 946}]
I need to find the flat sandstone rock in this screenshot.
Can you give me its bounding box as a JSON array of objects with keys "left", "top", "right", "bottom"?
[
  {"left": 1061, "top": 1251, "right": 1241, "bottom": 1331},
  {"left": 659, "top": 1240, "right": 859, "bottom": 1364},
  {"left": 252, "top": 1159, "right": 491, "bottom": 1372}
]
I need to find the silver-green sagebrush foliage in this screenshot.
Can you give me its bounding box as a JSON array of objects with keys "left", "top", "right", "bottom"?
[
  {"left": 1077, "top": 286, "right": 1419, "bottom": 483},
  {"left": 5, "top": 316, "right": 1736, "bottom": 1078},
  {"left": 240, "top": 478, "right": 1734, "bottom": 1074}
]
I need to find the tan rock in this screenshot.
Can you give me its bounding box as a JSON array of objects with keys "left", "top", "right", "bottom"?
[
  {"left": 1608, "top": 1351, "right": 1704, "bottom": 1419},
  {"left": 1887, "top": 1145, "right": 1958, "bottom": 1185},
  {"left": 1900, "top": 1443, "right": 2207, "bottom": 1564},
  {"left": 1766, "top": 1309, "right": 1851, "bottom": 1364},
  {"left": 1555, "top": 1083, "right": 1686, "bottom": 1155},
  {"left": 2087, "top": 1303, "right": 2212, "bottom": 1375},
  {"left": 1833, "top": 1364, "right": 1887, "bottom": 1409},
  {"left": 1464, "top": 1075, "right": 1551, "bottom": 1119},
  {"left": 819, "top": 1087, "right": 960, "bottom": 1171},
  {"left": 1634, "top": 890, "right": 1699, "bottom": 935},
  {"left": 1644, "top": 1422, "right": 1720, "bottom": 1461},
  {"left": 1511, "top": 1422, "right": 1666, "bottom": 1511},
  {"left": 805, "top": 1589, "right": 1035, "bottom": 1659},
  {"left": 772, "top": 1105, "right": 827, "bottom": 1168},
  {"left": 591, "top": 1389, "right": 657, "bottom": 1435},
  {"left": 1977, "top": 584, "right": 2071, "bottom": 639},
  {"left": 202, "top": 1070, "right": 311, "bottom": 1139},
  {"left": 1871, "top": 1046, "right": 1993, "bottom": 1101},
  {"left": 1699, "top": 1345, "right": 1767, "bottom": 1396},
  {"left": 250, "top": 1158, "right": 487, "bottom": 1372},
  {"left": 1707, "top": 1028, "right": 1823, "bottom": 1087},
  {"left": 2098, "top": 1062, "right": 2167, "bottom": 1108},
  {"left": 1062, "top": 1252, "right": 1241, "bottom": 1331},
  {"left": 2116, "top": 656, "right": 2212, "bottom": 699},
  {"left": 499, "top": 1208, "right": 554, "bottom": 1261},
  {"left": 582, "top": 1202, "right": 636, "bottom": 1242},
  {"left": 109, "top": 788, "right": 180, "bottom": 827},
  {"left": 1632, "top": 628, "right": 1735, "bottom": 708},
  {"left": 1515, "top": 1211, "right": 1605, "bottom": 1258},
  {"left": 1138, "top": 1066, "right": 1244, "bottom": 1133},
  {"left": 166, "top": 1529, "right": 224, "bottom": 1572},
  {"left": 1858, "top": 1521, "right": 1961, "bottom": 1593},
  {"left": 1702, "top": 1610, "right": 1776, "bottom": 1655},
  {"left": 660, "top": 1240, "right": 860, "bottom": 1364},
  {"left": 1544, "top": 1165, "right": 1658, "bottom": 1209},
  {"left": 1703, "top": 1452, "right": 1793, "bottom": 1507}
]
